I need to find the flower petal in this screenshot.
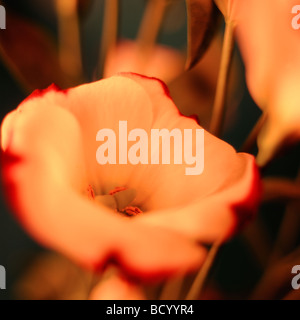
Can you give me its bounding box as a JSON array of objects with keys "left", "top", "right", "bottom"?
[
  {"left": 120, "top": 73, "right": 260, "bottom": 227},
  {"left": 1, "top": 88, "right": 206, "bottom": 279},
  {"left": 57, "top": 76, "right": 155, "bottom": 196},
  {"left": 89, "top": 271, "right": 146, "bottom": 300},
  {"left": 234, "top": 0, "right": 300, "bottom": 165},
  {"left": 34, "top": 74, "right": 254, "bottom": 216},
  {"left": 103, "top": 39, "right": 185, "bottom": 84},
  {"left": 28, "top": 74, "right": 252, "bottom": 217}
]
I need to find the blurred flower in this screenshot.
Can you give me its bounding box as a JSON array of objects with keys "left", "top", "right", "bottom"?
[
  {"left": 223, "top": 0, "right": 300, "bottom": 165},
  {"left": 1, "top": 73, "right": 260, "bottom": 282},
  {"left": 103, "top": 39, "right": 185, "bottom": 83},
  {"left": 89, "top": 269, "right": 146, "bottom": 300}
]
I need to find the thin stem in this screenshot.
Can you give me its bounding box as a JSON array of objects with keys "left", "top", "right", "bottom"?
[
  {"left": 185, "top": 240, "right": 222, "bottom": 300},
  {"left": 97, "top": 0, "right": 119, "bottom": 79},
  {"left": 251, "top": 170, "right": 300, "bottom": 298},
  {"left": 262, "top": 178, "right": 300, "bottom": 203},
  {"left": 268, "top": 169, "right": 300, "bottom": 265},
  {"left": 86, "top": 272, "right": 100, "bottom": 299},
  {"left": 159, "top": 275, "right": 185, "bottom": 300},
  {"left": 240, "top": 113, "right": 267, "bottom": 153},
  {"left": 137, "top": 0, "right": 168, "bottom": 50},
  {"left": 0, "top": 45, "right": 32, "bottom": 93},
  {"left": 87, "top": 266, "right": 117, "bottom": 299},
  {"left": 242, "top": 219, "right": 272, "bottom": 268},
  {"left": 251, "top": 245, "right": 300, "bottom": 299},
  {"left": 209, "top": 21, "right": 235, "bottom": 137},
  {"left": 55, "top": 0, "right": 83, "bottom": 82},
  {"left": 135, "top": 0, "right": 168, "bottom": 71},
  {"left": 269, "top": 202, "right": 300, "bottom": 265}
]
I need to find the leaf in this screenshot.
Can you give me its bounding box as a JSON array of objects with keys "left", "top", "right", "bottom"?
[
  {"left": 0, "top": 12, "right": 71, "bottom": 92},
  {"left": 186, "top": 0, "right": 221, "bottom": 69}
]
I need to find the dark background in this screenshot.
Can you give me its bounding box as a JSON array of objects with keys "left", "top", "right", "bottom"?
[{"left": 0, "top": 0, "right": 299, "bottom": 300}]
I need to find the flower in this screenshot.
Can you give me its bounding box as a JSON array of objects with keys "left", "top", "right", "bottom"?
[
  {"left": 1, "top": 73, "right": 260, "bottom": 281},
  {"left": 217, "top": 0, "right": 300, "bottom": 165},
  {"left": 103, "top": 39, "right": 185, "bottom": 84},
  {"left": 89, "top": 270, "right": 146, "bottom": 300}
]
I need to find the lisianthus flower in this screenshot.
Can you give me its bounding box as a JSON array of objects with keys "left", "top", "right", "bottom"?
[
  {"left": 89, "top": 270, "right": 146, "bottom": 300},
  {"left": 103, "top": 39, "right": 185, "bottom": 84},
  {"left": 1, "top": 73, "right": 260, "bottom": 280},
  {"left": 216, "top": 0, "right": 300, "bottom": 165}
]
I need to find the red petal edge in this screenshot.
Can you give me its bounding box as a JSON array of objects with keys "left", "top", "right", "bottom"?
[
  {"left": 232, "top": 160, "right": 262, "bottom": 233},
  {"left": 21, "top": 83, "right": 68, "bottom": 105},
  {"left": 120, "top": 72, "right": 201, "bottom": 125}
]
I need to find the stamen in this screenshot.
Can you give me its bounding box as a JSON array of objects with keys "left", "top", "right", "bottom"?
[
  {"left": 88, "top": 185, "right": 142, "bottom": 217},
  {"left": 122, "top": 206, "right": 143, "bottom": 217},
  {"left": 86, "top": 184, "right": 95, "bottom": 200},
  {"left": 109, "top": 186, "right": 127, "bottom": 195}
]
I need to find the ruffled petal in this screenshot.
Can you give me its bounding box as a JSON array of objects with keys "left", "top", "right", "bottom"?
[
  {"left": 55, "top": 76, "right": 157, "bottom": 196},
  {"left": 1, "top": 73, "right": 259, "bottom": 280},
  {"left": 1, "top": 90, "right": 206, "bottom": 279},
  {"left": 120, "top": 73, "right": 260, "bottom": 222},
  {"left": 138, "top": 153, "right": 261, "bottom": 243},
  {"left": 31, "top": 74, "right": 256, "bottom": 215}
]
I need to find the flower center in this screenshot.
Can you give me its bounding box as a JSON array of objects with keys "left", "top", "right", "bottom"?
[{"left": 86, "top": 185, "right": 143, "bottom": 217}]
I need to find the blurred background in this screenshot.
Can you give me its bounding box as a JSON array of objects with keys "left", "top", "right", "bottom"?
[{"left": 0, "top": 0, "right": 299, "bottom": 300}]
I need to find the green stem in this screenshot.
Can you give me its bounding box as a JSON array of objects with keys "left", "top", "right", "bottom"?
[
  {"left": 135, "top": 0, "right": 168, "bottom": 71},
  {"left": 242, "top": 219, "right": 272, "bottom": 268},
  {"left": 159, "top": 275, "right": 185, "bottom": 300},
  {"left": 185, "top": 240, "right": 222, "bottom": 300},
  {"left": 137, "top": 0, "right": 168, "bottom": 50},
  {"left": 268, "top": 169, "right": 300, "bottom": 264},
  {"left": 262, "top": 178, "right": 300, "bottom": 203},
  {"left": 55, "top": 0, "right": 84, "bottom": 83},
  {"left": 209, "top": 21, "right": 235, "bottom": 137},
  {"left": 97, "top": 0, "right": 119, "bottom": 79},
  {"left": 240, "top": 113, "right": 267, "bottom": 153}
]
